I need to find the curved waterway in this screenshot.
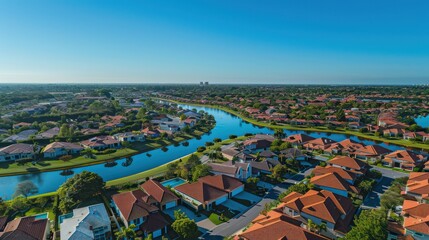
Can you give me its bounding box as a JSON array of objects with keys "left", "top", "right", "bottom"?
[{"left": 0, "top": 104, "right": 405, "bottom": 199}]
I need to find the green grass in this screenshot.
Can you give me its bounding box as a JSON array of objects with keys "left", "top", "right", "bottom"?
[
  {"left": 0, "top": 124, "right": 215, "bottom": 177},
  {"left": 208, "top": 213, "right": 228, "bottom": 225},
  {"left": 161, "top": 98, "right": 429, "bottom": 151}
]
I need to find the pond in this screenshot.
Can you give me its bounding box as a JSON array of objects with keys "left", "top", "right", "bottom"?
[
  {"left": 0, "top": 103, "right": 407, "bottom": 199},
  {"left": 415, "top": 115, "right": 429, "bottom": 128}
]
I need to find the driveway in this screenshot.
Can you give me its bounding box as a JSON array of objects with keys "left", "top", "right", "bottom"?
[
  {"left": 285, "top": 167, "right": 314, "bottom": 184},
  {"left": 202, "top": 182, "right": 292, "bottom": 239},
  {"left": 164, "top": 206, "right": 216, "bottom": 233},
  {"left": 222, "top": 199, "right": 248, "bottom": 213},
  {"left": 257, "top": 181, "right": 274, "bottom": 190},
  {"left": 363, "top": 166, "right": 408, "bottom": 208},
  {"left": 234, "top": 191, "right": 262, "bottom": 204}
]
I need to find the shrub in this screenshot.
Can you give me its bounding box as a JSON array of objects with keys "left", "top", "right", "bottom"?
[
  {"left": 197, "top": 146, "right": 206, "bottom": 152},
  {"left": 229, "top": 135, "right": 237, "bottom": 139},
  {"left": 59, "top": 155, "right": 73, "bottom": 161}
]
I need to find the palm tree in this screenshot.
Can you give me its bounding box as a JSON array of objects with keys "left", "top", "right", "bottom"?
[
  {"left": 307, "top": 219, "right": 317, "bottom": 232},
  {"left": 317, "top": 223, "right": 327, "bottom": 233},
  {"left": 208, "top": 150, "right": 219, "bottom": 162},
  {"left": 115, "top": 224, "right": 137, "bottom": 240}
]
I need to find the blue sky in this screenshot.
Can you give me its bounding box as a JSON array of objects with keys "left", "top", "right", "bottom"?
[{"left": 0, "top": 0, "right": 428, "bottom": 84}]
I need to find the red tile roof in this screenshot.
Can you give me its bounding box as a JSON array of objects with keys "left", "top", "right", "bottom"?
[
  {"left": 402, "top": 200, "right": 429, "bottom": 235},
  {"left": 0, "top": 216, "right": 48, "bottom": 240},
  {"left": 328, "top": 155, "right": 367, "bottom": 173},
  {"left": 313, "top": 166, "right": 357, "bottom": 182},
  {"left": 112, "top": 190, "right": 159, "bottom": 221},
  {"left": 140, "top": 180, "right": 179, "bottom": 206},
  {"left": 310, "top": 172, "right": 359, "bottom": 194}
]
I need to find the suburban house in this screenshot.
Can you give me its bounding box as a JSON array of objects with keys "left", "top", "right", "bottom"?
[
  {"left": 42, "top": 142, "right": 83, "bottom": 158},
  {"left": 221, "top": 147, "right": 241, "bottom": 161},
  {"left": 403, "top": 172, "right": 429, "bottom": 203},
  {"left": 140, "top": 179, "right": 180, "bottom": 210},
  {"left": 382, "top": 150, "right": 427, "bottom": 171},
  {"left": 12, "top": 122, "right": 32, "bottom": 129},
  {"left": 283, "top": 134, "right": 315, "bottom": 147},
  {"left": 280, "top": 190, "right": 356, "bottom": 238},
  {"left": 325, "top": 139, "right": 365, "bottom": 155},
  {"left": 0, "top": 143, "right": 36, "bottom": 162},
  {"left": 404, "top": 131, "right": 429, "bottom": 141},
  {"left": 60, "top": 203, "right": 111, "bottom": 240},
  {"left": 111, "top": 190, "right": 169, "bottom": 238},
  {"left": 141, "top": 128, "right": 160, "bottom": 138},
  {"left": 174, "top": 175, "right": 244, "bottom": 211},
  {"left": 236, "top": 210, "right": 328, "bottom": 240},
  {"left": 0, "top": 214, "right": 50, "bottom": 240},
  {"left": 280, "top": 148, "right": 307, "bottom": 161},
  {"left": 310, "top": 172, "right": 359, "bottom": 197},
  {"left": 401, "top": 200, "right": 429, "bottom": 239},
  {"left": 250, "top": 160, "right": 279, "bottom": 176},
  {"left": 327, "top": 155, "right": 368, "bottom": 176},
  {"left": 313, "top": 166, "right": 358, "bottom": 184},
  {"left": 36, "top": 127, "right": 60, "bottom": 139},
  {"left": 113, "top": 132, "right": 145, "bottom": 142},
  {"left": 303, "top": 138, "right": 337, "bottom": 152},
  {"left": 207, "top": 161, "right": 252, "bottom": 180},
  {"left": 80, "top": 136, "right": 121, "bottom": 150},
  {"left": 242, "top": 134, "right": 275, "bottom": 152},
  {"left": 353, "top": 145, "right": 391, "bottom": 162}
]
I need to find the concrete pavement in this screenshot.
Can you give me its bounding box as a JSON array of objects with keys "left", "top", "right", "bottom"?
[{"left": 202, "top": 182, "right": 292, "bottom": 239}]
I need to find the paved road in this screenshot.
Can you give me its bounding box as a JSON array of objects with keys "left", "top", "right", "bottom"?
[
  {"left": 202, "top": 182, "right": 292, "bottom": 239},
  {"left": 363, "top": 166, "right": 408, "bottom": 208}
]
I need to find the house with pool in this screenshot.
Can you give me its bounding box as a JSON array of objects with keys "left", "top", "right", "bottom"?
[
  {"left": 111, "top": 190, "right": 170, "bottom": 238},
  {"left": 174, "top": 175, "right": 244, "bottom": 211},
  {"left": 140, "top": 179, "right": 180, "bottom": 210}
]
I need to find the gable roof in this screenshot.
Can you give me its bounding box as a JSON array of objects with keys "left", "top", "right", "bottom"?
[
  {"left": 175, "top": 182, "right": 228, "bottom": 204},
  {"left": 0, "top": 216, "right": 48, "bottom": 240},
  {"left": 238, "top": 212, "right": 328, "bottom": 240},
  {"left": 310, "top": 172, "right": 359, "bottom": 194},
  {"left": 281, "top": 190, "right": 355, "bottom": 232},
  {"left": 406, "top": 173, "right": 429, "bottom": 198},
  {"left": 199, "top": 175, "right": 244, "bottom": 192},
  {"left": 313, "top": 166, "right": 357, "bottom": 182},
  {"left": 43, "top": 142, "right": 83, "bottom": 153},
  {"left": 140, "top": 180, "right": 179, "bottom": 205},
  {"left": 328, "top": 155, "right": 367, "bottom": 172},
  {"left": 402, "top": 200, "right": 429, "bottom": 235},
  {"left": 112, "top": 190, "right": 158, "bottom": 221},
  {"left": 0, "top": 143, "right": 34, "bottom": 155},
  {"left": 284, "top": 134, "right": 315, "bottom": 144},
  {"left": 385, "top": 150, "right": 426, "bottom": 164}
]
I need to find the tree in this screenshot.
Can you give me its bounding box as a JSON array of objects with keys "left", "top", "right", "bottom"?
[
  {"left": 136, "top": 108, "right": 147, "bottom": 120},
  {"left": 13, "top": 180, "right": 38, "bottom": 198},
  {"left": 246, "top": 177, "right": 259, "bottom": 190},
  {"left": 58, "top": 171, "right": 105, "bottom": 213},
  {"left": 115, "top": 224, "right": 137, "bottom": 240},
  {"left": 59, "top": 123, "right": 71, "bottom": 137},
  {"left": 307, "top": 219, "right": 317, "bottom": 232},
  {"left": 171, "top": 218, "right": 199, "bottom": 239},
  {"left": 278, "top": 183, "right": 309, "bottom": 200},
  {"left": 174, "top": 209, "right": 188, "bottom": 220},
  {"left": 343, "top": 209, "right": 387, "bottom": 240},
  {"left": 180, "top": 114, "right": 187, "bottom": 121},
  {"left": 10, "top": 196, "right": 29, "bottom": 212},
  {"left": 269, "top": 164, "right": 288, "bottom": 181},
  {"left": 273, "top": 128, "right": 285, "bottom": 139},
  {"left": 144, "top": 234, "right": 153, "bottom": 240},
  {"left": 192, "top": 165, "right": 211, "bottom": 182}
]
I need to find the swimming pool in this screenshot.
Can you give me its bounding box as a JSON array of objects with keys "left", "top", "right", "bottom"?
[{"left": 161, "top": 178, "right": 187, "bottom": 188}]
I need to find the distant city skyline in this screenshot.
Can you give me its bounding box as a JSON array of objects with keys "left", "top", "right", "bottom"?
[{"left": 0, "top": 0, "right": 428, "bottom": 84}]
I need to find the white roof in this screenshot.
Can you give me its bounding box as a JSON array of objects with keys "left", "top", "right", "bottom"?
[{"left": 60, "top": 203, "right": 110, "bottom": 240}]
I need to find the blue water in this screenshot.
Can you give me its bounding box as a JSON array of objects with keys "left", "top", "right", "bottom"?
[
  {"left": 161, "top": 177, "right": 187, "bottom": 188},
  {"left": 0, "top": 104, "right": 407, "bottom": 199},
  {"left": 415, "top": 115, "right": 429, "bottom": 128}
]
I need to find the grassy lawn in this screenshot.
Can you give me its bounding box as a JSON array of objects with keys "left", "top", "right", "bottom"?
[
  {"left": 162, "top": 98, "right": 429, "bottom": 151},
  {"left": 0, "top": 148, "right": 138, "bottom": 176},
  {"left": 208, "top": 213, "right": 229, "bottom": 225},
  {"left": 0, "top": 123, "right": 215, "bottom": 177}
]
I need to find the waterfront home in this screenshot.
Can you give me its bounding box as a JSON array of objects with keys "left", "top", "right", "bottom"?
[
  {"left": 80, "top": 136, "right": 121, "bottom": 150},
  {"left": 60, "top": 203, "right": 111, "bottom": 240},
  {"left": 401, "top": 200, "right": 429, "bottom": 239},
  {"left": 207, "top": 161, "right": 252, "bottom": 181},
  {"left": 0, "top": 143, "right": 36, "bottom": 162},
  {"left": 325, "top": 139, "right": 365, "bottom": 155},
  {"left": 113, "top": 132, "right": 145, "bottom": 142},
  {"left": 236, "top": 210, "right": 329, "bottom": 240},
  {"left": 353, "top": 144, "right": 391, "bottom": 162},
  {"left": 382, "top": 150, "right": 427, "bottom": 171},
  {"left": 280, "top": 190, "right": 356, "bottom": 238},
  {"left": 404, "top": 131, "right": 429, "bottom": 141},
  {"left": 327, "top": 155, "right": 368, "bottom": 176},
  {"left": 403, "top": 172, "right": 429, "bottom": 203},
  {"left": 243, "top": 134, "right": 275, "bottom": 152},
  {"left": 42, "top": 142, "right": 83, "bottom": 158},
  {"left": 111, "top": 190, "right": 169, "bottom": 238},
  {"left": 0, "top": 214, "right": 50, "bottom": 240},
  {"left": 303, "top": 138, "right": 337, "bottom": 152},
  {"left": 283, "top": 134, "right": 315, "bottom": 147},
  {"left": 310, "top": 172, "right": 359, "bottom": 197},
  {"left": 140, "top": 179, "right": 180, "bottom": 210},
  {"left": 141, "top": 128, "right": 160, "bottom": 138},
  {"left": 221, "top": 147, "right": 241, "bottom": 161},
  {"left": 174, "top": 175, "right": 244, "bottom": 211}
]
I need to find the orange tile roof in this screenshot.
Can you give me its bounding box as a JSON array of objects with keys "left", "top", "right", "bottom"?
[
  {"left": 310, "top": 172, "right": 359, "bottom": 194},
  {"left": 112, "top": 190, "right": 159, "bottom": 221},
  {"left": 402, "top": 200, "right": 429, "bottom": 235},
  {"left": 385, "top": 150, "right": 425, "bottom": 164},
  {"left": 313, "top": 166, "right": 357, "bottom": 182},
  {"left": 328, "top": 155, "right": 367, "bottom": 172},
  {"left": 140, "top": 179, "right": 179, "bottom": 206}
]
